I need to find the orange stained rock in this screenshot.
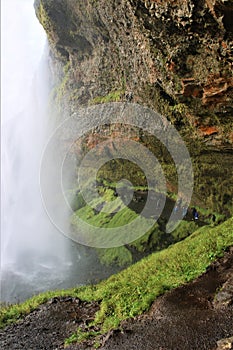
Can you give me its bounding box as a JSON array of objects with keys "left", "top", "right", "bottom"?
[{"left": 199, "top": 125, "right": 219, "bottom": 136}]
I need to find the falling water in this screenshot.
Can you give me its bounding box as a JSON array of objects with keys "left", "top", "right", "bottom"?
[
  {"left": 1, "top": 0, "right": 69, "bottom": 302},
  {"left": 1, "top": 0, "right": 120, "bottom": 304}
]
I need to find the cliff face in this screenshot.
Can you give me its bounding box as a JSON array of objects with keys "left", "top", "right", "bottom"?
[
  {"left": 35, "top": 0, "right": 233, "bottom": 144},
  {"left": 35, "top": 0, "right": 233, "bottom": 215}
]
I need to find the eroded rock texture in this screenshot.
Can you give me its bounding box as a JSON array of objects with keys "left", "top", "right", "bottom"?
[
  {"left": 35, "top": 0, "right": 232, "bottom": 142},
  {"left": 34, "top": 0, "right": 233, "bottom": 214}
]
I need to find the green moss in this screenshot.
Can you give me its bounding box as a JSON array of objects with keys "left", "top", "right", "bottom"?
[
  {"left": 70, "top": 171, "right": 230, "bottom": 267},
  {"left": 101, "top": 188, "right": 116, "bottom": 202},
  {"left": 65, "top": 329, "right": 101, "bottom": 345},
  {"left": 36, "top": 2, "right": 49, "bottom": 28},
  {"left": 1, "top": 218, "right": 232, "bottom": 342},
  {"left": 97, "top": 247, "right": 133, "bottom": 267},
  {"left": 63, "top": 61, "right": 70, "bottom": 74},
  {"left": 35, "top": 2, "right": 54, "bottom": 43},
  {"left": 72, "top": 217, "right": 233, "bottom": 339},
  {"left": 192, "top": 151, "right": 233, "bottom": 216},
  {"left": 129, "top": 224, "right": 162, "bottom": 252},
  {"left": 169, "top": 220, "right": 197, "bottom": 241},
  {"left": 71, "top": 197, "right": 136, "bottom": 231},
  {"left": 90, "top": 89, "right": 125, "bottom": 104},
  {"left": 97, "top": 159, "right": 147, "bottom": 187}
]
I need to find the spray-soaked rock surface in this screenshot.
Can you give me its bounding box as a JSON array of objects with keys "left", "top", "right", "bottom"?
[{"left": 1, "top": 248, "right": 232, "bottom": 350}]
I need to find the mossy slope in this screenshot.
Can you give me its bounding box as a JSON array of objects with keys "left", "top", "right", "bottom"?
[
  {"left": 70, "top": 187, "right": 202, "bottom": 266},
  {"left": 1, "top": 218, "right": 232, "bottom": 346}
]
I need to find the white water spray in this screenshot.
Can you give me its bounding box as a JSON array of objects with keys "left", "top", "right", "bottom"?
[
  {"left": 1, "top": 0, "right": 122, "bottom": 303},
  {"left": 0, "top": 0, "right": 74, "bottom": 302}
]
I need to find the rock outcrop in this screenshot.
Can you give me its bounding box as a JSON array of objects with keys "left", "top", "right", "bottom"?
[
  {"left": 34, "top": 0, "right": 233, "bottom": 215},
  {"left": 216, "top": 336, "right": 233, "bottom": 350},
  {"left": 214, "top": 275, "right": 233, "bottom": 308},
  {"left": 35, "top": 0, "right": 232, "bottom": 143}
]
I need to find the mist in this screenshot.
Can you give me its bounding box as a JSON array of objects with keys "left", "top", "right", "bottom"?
[
  {"left": 1, "top": 0, "right": 121, "bottom": 303},
  {"left": 1, "top": 0, "right": 73, "bottom": 302}
]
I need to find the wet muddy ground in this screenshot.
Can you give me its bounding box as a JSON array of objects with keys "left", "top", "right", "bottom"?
[{"left": 1, "top": 248, "right": 232, "bottom": 350}]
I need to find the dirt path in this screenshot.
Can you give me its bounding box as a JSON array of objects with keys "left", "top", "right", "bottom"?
[
  {"left": 0, "top": 298, "right": 99, "bottom": 350},
  {"left": 1, "top": 249, "right": 232, "bottom": 350},
  {"left": 99, "top": 249, "right": 233, "bottom": 350}
]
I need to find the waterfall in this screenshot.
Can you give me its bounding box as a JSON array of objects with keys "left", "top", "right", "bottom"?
[
  {"left": 1, "top": 0, "right": 120, "bottom": 303},
  {"left": 1, "top": 0, "right": 73, "bottom": 303}
]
